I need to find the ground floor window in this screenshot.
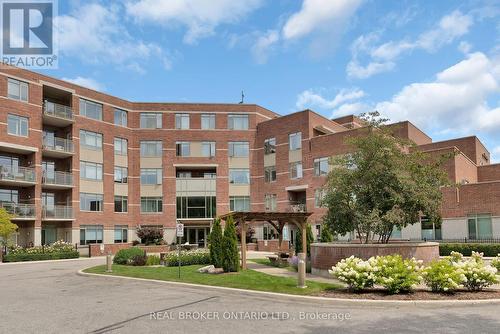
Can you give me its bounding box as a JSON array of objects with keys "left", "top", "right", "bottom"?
[
  {"left": 263, "top": 224, "right": 277, "bottom": 240},
  {"left": 80, "top": 225, "right": 103, "bottom": 244},
  {"left": 114, "top": 225, "right": 128, "bottom": 243},
  {"left": 468, "top": 214, "right": 492, "bottom": 239},
  {"left": 421, "top": 216, "right": 442, "bottom": 240},
  {"left": 392, "top": 226, "right": 402, "bottom": 239}
]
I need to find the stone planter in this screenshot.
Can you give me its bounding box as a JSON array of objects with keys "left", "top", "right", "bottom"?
[{"left": 311, "top": 242, "right": 440, "bottom": 277}]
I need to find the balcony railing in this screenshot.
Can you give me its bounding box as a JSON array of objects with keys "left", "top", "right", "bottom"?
[
  {"left": 176, "top": 178, "right": 216, "bottom": 195},
  {"left": 289, "top": 202, "right": 306, "bottom": 213},
  {"left": 0, "top": 166, "right": 36, "bottom": 183},
  {"left": 43, "top": 171, "right": 73, "bottom": 187},
  {"left": 44, "top": 101, "right": 73, "bottom": 121},
  {"left": 42, "top": 137, "right": 74, "bottom": 154},
  {"left": 0, "top": 202, "right": 36, "bottom": 219},
  {"left": 42, "top": 205, "right": 74, "bottom": 220}
]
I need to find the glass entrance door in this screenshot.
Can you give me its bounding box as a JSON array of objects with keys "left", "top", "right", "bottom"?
[{"left": 42, "top": 226, "right": 56, "bottom": 245}]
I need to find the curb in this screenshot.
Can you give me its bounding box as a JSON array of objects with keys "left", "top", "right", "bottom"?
[
  {"left": 0, "top": 256, "right": 105, "bottom": 266},
  {"left": 77, "top": 269, "right": 500, "bottom": 307}
]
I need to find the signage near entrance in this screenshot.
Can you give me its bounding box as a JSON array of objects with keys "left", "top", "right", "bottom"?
[{"left": 176, "top": 223, "right": 184, "bottom": 238}]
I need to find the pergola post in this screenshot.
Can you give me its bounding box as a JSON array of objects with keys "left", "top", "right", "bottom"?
[
  {"left": 297, "top": 221, "right": 307, "bottom": 288},
  {"left": 240, "top": 220, "right": 247, "bottom": 270}
]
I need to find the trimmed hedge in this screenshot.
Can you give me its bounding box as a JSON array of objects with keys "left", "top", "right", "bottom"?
[
  {"left": 113, "top": 247, "right": 146, "bottom": 265},
  {"left": 439, "top": 243, "right": 500, "bottom": 257},
  {"left": 162, "top": 250, "right": 211, "bottom": 266},
  {"left": 3, "top": 251, "right": 79, "bottom": 262}
]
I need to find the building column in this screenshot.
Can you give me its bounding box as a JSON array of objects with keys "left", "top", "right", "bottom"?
[{"left": 34, "top": 226, "right": 42, "bottom": 246}]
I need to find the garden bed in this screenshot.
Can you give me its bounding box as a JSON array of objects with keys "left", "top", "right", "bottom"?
[{"left": 317, "top": 288, "right": 500, "bottom": 300}]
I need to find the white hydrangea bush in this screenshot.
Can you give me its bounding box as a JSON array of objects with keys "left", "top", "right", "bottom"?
[
  {"left": 329, "top": 256, "right": 376, "bottom": 291},
  {"left": 370, "top": 255, "right": 424, "bottom": 294},
  {"left": 491, "top": 254, "right": 500, "bottom": 272},
  {"left": 451, "top": 251, "right": 499, "bottom": 291}
]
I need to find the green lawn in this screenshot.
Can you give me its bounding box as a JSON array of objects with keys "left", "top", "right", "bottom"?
[
  {"left": 249, "top": 258, "right": 301, "bottom": 272},
  {"left": 84, "top": 265, "right": 339, "bottom": 296}
]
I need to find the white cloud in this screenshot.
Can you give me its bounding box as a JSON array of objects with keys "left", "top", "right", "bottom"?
[
  {"left": 296, "top": 88, "right": 365, "bottom": 110},
  {"left": 458, "top": 41, "right": 472, "bottom": 54},
  {"left": 252, "top": 30, "right": 279, "bottom": 64},
  {"left": 61, "top": 76, "right": 104, "bottom": 91},
  {"left": 56, "top": 3, "right": 171, "bottom": 72},
  {"left": 346, "top": 60, "right": 395, "bottom": 80},
  {"left": 125, "top": 0, "right": 263, "bottom": 44}
]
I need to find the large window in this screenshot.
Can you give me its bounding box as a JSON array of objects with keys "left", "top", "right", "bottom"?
[
  {"left": 228, "top": 142, "right": 249, "bottom": 157},
  {"left": 8, "top": 78, "right": 28, "bottom": 102},
  {"left": 176, "top": 142, "right": 190, "bottom": 157},
  {"left": 7, "top": 114, "right": 28, "bottom": 137},
  {"left": 114, "top": 166, "right": 128, "bottom": 183},
  {"left": 80, "top": 193, "right": 103, "bottom": 211},
  {"left": 80, "top": 161, "right": 103, "bottom": 181},
  {"left": 140, "top": 168, "right": 162, "bottom": 185},
  {"left": 289, "top": 132, "right": 302, "bottom": 150},
  {"left": 230, "top": 196, "right": 250, "bottom": 212},
  {"left": 468, "top": 214, "right": 492, "bottom": 239},
  {"left": 264, "top": 138, "right": 276, "bottom": 154},
  {"left": 114, "top": 225, "right": 128, "bottom": 243},
  {"left": 175, "top": 113, "right": 190, "bottom": 129},
  {"left": 141, "top": 197, "right": 163, "bottom": 213},
  {"left": 264, "top": 166, "right": 276, "bottom": 183},
  {"left": 114, "top": 137, "right": 128, "bottom": 155},
  {"left": 201, "top": 114, "right": 216, "bottom": 129},
  {"left": 201, "top": 141, "right": 216, "bottom": 157},
  {"left": 140, "top": 141, "right": 162, "bottom": 157},
  {"left": 114, "top": 109, "right": 127, "bottom": 127},
  {"left": 265, "top": 194, "right": 277, "bottom": 212},
  {"left": 228, "top": 114, "right": 249, "bottom": 130},
  {"left": 79, "top": 99, "right": 103, "bottom": 121},
  {"left": 80, "top": 225, "right": 103, "bottom": 244},
  {"left": 0, "top": 188, "right": 18, "bottom": 204},
  {"left": 314, "top": 157, "right": 329, "bottom": 176},
  {"left": 80, "top": 130, "right": 102, "bottom": 150},
  {"left": 176, "top": 196, "right": 216, "bottom": 219},
  {"left": 140, "top": 113, "right": 162, "bottom": 128},
  {"left": 114, "top": 196, "right": 128, "bottom": 213},
  {"left": 229, "top": 169, "right": 250, "bottom": 184},
  {"left": 289, "top": 161, "right": 303, "bottom": 179}
]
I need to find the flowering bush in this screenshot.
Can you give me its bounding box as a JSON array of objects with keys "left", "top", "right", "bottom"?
[
  {"left": 8, "top": 241, "right": 75, "bottom": 255},
  {"left": 491, "top": 255, "right": 500, "bottom": 272},
  {"left": 329, "top": 256, "right": 376, "bottom": 291},
  {"left": 162, "top": 249, "right": 211, "bottom": 267},
  {"left": 423, "top": 259, "right": 465, "bottom": 292},
  {"left": 451, "top": 251, "right": 498, "bottom": 291},
  {"left": 370, "top": 255, "right": 423, "bottom": 294}
]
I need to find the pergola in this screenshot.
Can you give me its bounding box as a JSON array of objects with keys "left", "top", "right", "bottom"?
[{"left": 219, "top": 211, "right": 312, "bottom": 288}]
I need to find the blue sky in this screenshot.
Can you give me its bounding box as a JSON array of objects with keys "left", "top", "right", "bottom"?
[{"left": 40, "top": 0, "right": 500, "bottom": 160}]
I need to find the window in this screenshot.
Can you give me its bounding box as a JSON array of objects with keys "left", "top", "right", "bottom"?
[
  {"left": 289, "top": 161, "right": 303, "bottom": 179},
  {"left": 0, "top": 189, "right": 18, "bottom": 204},
  {"left": 176, "top": 196, "right": 216, "bottom": 219},
  {"left": 114, "top": 109, "right": 127, "bottom": 127},
  {"left": 140, "top": 168, "right": 162, "bottom": 185},
  {"left": 8, "top": 78, "right": 28, "bottom": 102},
  {"left": 141, "top": 197, "right": 163, "bottom": 213},
  {"left": 140, "top": 113, "right": 162, "bottom": 128},
  {"left": 114, "top": 196, "right": 128, "bottom": 213},
  {"left": 114, "top": 166, "right": 128, "bottom": 183},
  {"left": 264, "top": 138, "right": 276, "bottom": 154},
  {"left": 114, "top": 225, "right": 128, "bottom": 243},
  {"left": 289, "top": 132, "right": 302, "bottom": 150},
  {"left": 314, "top": 157, "right": 329, "bottom": 176},
  {"left": 201, "top": 114, "right": 216, "bottom": 129},
  {"left": 229, "top": 196, "right": 250, "bottom": 212},
  {"left": 176, "top": 142, "right": 190, "bottom": 157},
  {"left": 265, "top": 194, "right": 277, "bottom": 212},
  {"left": 80, "top": 193, "right": 103, "bottom": 211},
  {"left": 228, "top": 142, "right": 249, "bottom": 157},
  {"left": 314, "top": 189, "right": 326, "bottom": 208},
  {"left": 229, "top": 169, "right": 250, "bottom": 184},
  {"left": 79, "top": 99, "right": 102, "bottom": 121},
  {"left": 80, "top": 130, "right": 102, "bottom": 150},
  {"left": 468, "top": 214, "right": 492, "bottom": 239},
  {"left": 175, "top": 113, "right": 190, "bottom": 129},
  {"left": 201, "top": 142, "right": 216, "bottom": 157},
  {"left": 228, "top": 114, "right": 249, "bottom": 130},
  {"left": 264, "top": 166, "right": 276, "bottom": 183},
  {"left": 263, "top": 224, "right": 277, "bottom": 240},
  {"left": 140, "top": 141, "right": 162, "bottom": 157},
  {"left": 80, "top": 225, "right": 103, "bottom": 244},
  {"left": 80, "top": 161, "right": 103, "bottom": 181},
  {"left": 7, "top": 114, "right": 28, "bottom": 137},
  {"left": 114, "top": 137, "right": 128, "bottom": 155}
]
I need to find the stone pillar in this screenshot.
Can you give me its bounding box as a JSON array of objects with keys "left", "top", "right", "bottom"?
[
  {"left": 297, "top": 252, "right": 307, "bottom": 288},
  {"left": 34, "top": 226, "right": 42, "bottom": 246},
  {"left": 241, "top": 222, "right": 247, "bottom": 270}
]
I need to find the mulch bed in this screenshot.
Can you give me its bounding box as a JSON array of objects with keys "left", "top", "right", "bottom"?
[{"left": 316, "top": 288, "right": 500, "bottom": 300}]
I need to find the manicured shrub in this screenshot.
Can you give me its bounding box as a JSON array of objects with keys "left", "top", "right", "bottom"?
[
  {"left": 162, "top": 249, "right": 211, "bottom": 266},
  {"left": 439, "top": 243, "right": 500, "bottom": 257},
  {"left": 208, "top": 218, "right": 224, "bottom": 268},
  {"left": 221, "top": 217, "right": 239, "bottom": 272},
  {"left": 491, "top": 255, "right": 500, "bottom": 272},
  {"left": 132, "top": 240, "right": 140, "bottom": 246},
  {"left": 450, "top": 251, "right": 498, "bottom": 291},
  {"left": 146, "top": 255, "right": 160, "bottom": 266},
  {"left": 329, "top": 256, "right": 376, "bottom": 291},
  {"left": 295, "top": 224, "right": 314, "bottom": 256},
  {"left": 131, "top": 254, "right": 147, "bottom": 266},
  {"left": 113, "top": 247, "right": 145, "bottom": 265},
  {"left": 320, "top": 226, "right": 334, "bottom": 242},
  {"left": 3, "top": 251, "right": 79, "bottom": 262},
  {"left": 370, "top": 255, "right": 423, "bottom": 294},
  {"left": 423, "top": 259, "right": 465, "bottom": 292},
  {"left": 136, "top": 226, "right": 163, "bottom": 245}
]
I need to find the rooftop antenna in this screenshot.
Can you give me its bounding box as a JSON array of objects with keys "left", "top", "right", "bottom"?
[{"left": 239, "top": 90, "right": 244, "bottom": 104}]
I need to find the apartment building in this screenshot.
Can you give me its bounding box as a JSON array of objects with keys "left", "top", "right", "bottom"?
[{"left": 1, "top": 66, "right": 499, "bottom": 249}]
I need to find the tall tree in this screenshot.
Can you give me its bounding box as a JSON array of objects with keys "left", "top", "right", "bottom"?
[
  {"left": 323, "top": 112, "right": 450, "bottom": 244},
  {"left": 208, "top": 218, "right": 224, "bottom": 268},
  {"left": 221, "top": 217, "right": 239, "bottom": 272}
]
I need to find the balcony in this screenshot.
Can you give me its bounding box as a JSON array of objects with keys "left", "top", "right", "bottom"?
[
  {"left": 0, "top": 166, "right": 36, "bottom": 186},
  {"left": 288, "top": 202, "right": 306, "bottom": 213},
  {"left": 0, "top": 203, "right": 36, "bottom": 220},
  {"left": 42, "top": 205, "right": 74, "bottom": 220},
  {"left": 43, "top": 101, "right": 74, "bottom": 126},
  {"left": 42, "top": 137, "right": 74, "bottom": 158},
  {"left": 176, "top": 178, "right": 216, "bottom": 196},
  {"left": 42, "top": 171, "right": 73, "bottom": 189}
]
